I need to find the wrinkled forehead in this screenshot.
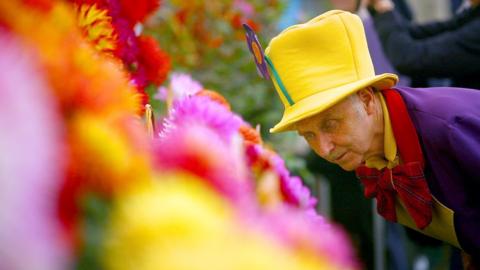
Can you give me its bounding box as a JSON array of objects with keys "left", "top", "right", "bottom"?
[
  {"left": 294, "top": 114, "right": 324, "bottom": 134},
  {"left": 294, "top": 93, "right": 359, "bottom": 131},
  {"left": 294, "top": 104, "right": 340, "bottom": 131}
]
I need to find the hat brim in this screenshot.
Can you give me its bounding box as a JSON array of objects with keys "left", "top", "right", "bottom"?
[{"left": 270, "top": 73, "right": 398, "bottom": 133}]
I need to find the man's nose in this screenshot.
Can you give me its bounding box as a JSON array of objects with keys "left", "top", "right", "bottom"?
[{"left": 314, "top": 133, "right": 334, "bottom": 158}]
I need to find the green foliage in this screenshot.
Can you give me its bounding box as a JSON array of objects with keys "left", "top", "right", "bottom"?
[
  {"left": 144, "top": 0, "right": 314, "bottom": 182},
  {"left": 76, "top": 193, "right": 112, "bottom": 270},
  {"left": 144, "top": 0, "right": 286, "bottom": 137}
]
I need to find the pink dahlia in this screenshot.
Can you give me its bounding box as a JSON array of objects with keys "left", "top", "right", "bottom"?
[
  {"left": 160, "top": 95, "right": 242, "bottom": 143},
  {"left": 0, "top": 34, "right": 69, "bottom": 270},
  {"left": 245, "top": 143, "right": 317, "bottom": 211},
  {"left": 270, "top": 154, "right": 317, "bottom": 210},
  {"left": 154, "top": 72, "right": 203, "bottom": 101},
  {"left": 258, "top": 208, "right": 359, "bottom": 270},
  {"left": 153, "top": 124, "right": 253, "bottom": 207}
]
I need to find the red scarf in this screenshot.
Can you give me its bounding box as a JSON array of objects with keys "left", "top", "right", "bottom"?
[{"left": 355, "top": 89, "right": 433, "bottom": 229}]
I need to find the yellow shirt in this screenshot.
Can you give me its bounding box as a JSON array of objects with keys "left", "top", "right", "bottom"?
[{"left": 365, "top": 93, "right": 460, "bottom": 248}]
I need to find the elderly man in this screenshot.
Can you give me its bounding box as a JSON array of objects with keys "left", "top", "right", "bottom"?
[{"left": 247, "top": 10, "right": 480, "bottom": 265}]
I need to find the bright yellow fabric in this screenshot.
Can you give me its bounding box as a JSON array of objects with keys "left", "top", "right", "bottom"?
[
  {"left": 265, "top": 10, "right": 398, "bottom": 133},
  {"left": 368, "top": 94, "right": 460, "bottom": 248},
  {"left": 365, "top": 93, "right": 399, "bottom": 169},
  {"left": 396, "top": 197, "right": 460, "bottom": 248}
]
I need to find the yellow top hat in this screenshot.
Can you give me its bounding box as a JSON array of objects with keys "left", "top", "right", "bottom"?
[{"left": 265, "top": 10, "right": 398, "bottom": 133}]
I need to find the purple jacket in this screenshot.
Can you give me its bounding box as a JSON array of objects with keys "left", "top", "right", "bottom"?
[{"left": 395, "top": 86, "right": 480, "bottom": 258}]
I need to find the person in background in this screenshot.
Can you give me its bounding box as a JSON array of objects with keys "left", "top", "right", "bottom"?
[
  {"left": 246, "top": 9, "right": 480, "bottom": 269},
  {"left": 367, "top": 0, "right": 480, "bottom": 89}
]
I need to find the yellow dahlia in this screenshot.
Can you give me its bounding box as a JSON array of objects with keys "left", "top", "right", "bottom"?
[{"left": 75, "top": 3, "right": 118, "bottom": 55}]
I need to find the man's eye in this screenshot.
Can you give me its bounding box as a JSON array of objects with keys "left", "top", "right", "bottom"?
[
  {"left": 323, "top": 119, "right": 338, "bottom": 132},
  {"left": 303, "top": 133, "right": 315, "bottom": 140}
]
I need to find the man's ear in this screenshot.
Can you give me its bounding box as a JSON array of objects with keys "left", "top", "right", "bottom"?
[{"left": 356, "top": 87, "right": 376, "bottom": 115}]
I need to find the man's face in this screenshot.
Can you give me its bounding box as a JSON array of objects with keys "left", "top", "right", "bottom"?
[{"left": 296, "top": 94, "right": 376, "bottom": 171}]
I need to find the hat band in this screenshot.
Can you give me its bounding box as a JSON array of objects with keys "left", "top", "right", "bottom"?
[{"left": 265, "top": 56, "right": 294, "bottom": 106}]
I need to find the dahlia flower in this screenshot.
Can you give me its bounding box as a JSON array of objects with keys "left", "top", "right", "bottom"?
[
  {"left": 75, "top": 3, "right": 118, "bottom": 55},
  {"left": 154, "top": 123, "right": 252, "bottom": 206},
  {"left": 102, "top": 174, "right": 335, "bottom": 270},
  {"left": 245, "top": 143, "right": 317, "bottom": 211},
  {"left": 0, "top": 34, "right": 69, "bottom": 270},
  {"left": 161, "top": 95, "right": 242, "bottom": 143},
  {"left": 136, "top": 35, "right": 171, "bottom": 86},
  {"left": 257, "top": 208, "right": 359, "bottom": 270},
  {"left": 155, "top": 72, "right": 203, "bottom": 102},
  {"left": 118, "top": 0, "right": 159, "bottom": 25}
]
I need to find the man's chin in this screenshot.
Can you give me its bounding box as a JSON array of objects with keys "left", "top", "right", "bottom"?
[
  {"left": 338, "top": 164, "right": 355, "bottom": 171},
  {"left": 337, "top": 161, "right": 361, "bottom": 171}
]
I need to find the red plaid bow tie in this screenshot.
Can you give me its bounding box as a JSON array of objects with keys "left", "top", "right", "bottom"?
[
  {"left": 356, "top": 162, "right": 432, "bottom": 229},
  {"left": 355, "top": 89, "right": 433, "bottom": 229}
]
